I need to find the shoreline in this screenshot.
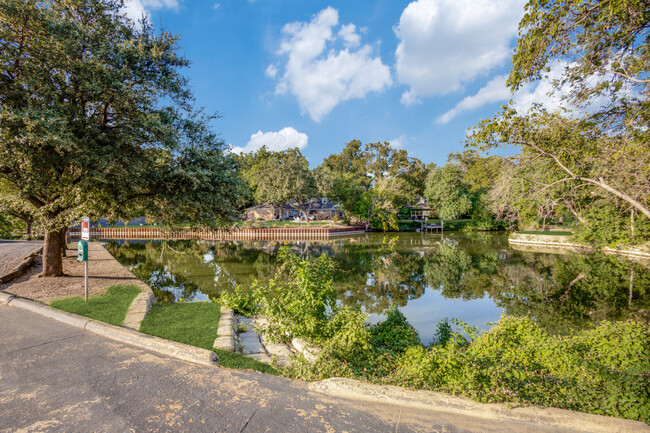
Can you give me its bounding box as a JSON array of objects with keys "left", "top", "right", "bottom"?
[{"left": 509, "top": 232, "right": 650, "bottom": 262}]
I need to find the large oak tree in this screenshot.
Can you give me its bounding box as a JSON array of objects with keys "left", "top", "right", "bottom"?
[{"left": 0, "top": 0, "right": 244, "bottom": 275}]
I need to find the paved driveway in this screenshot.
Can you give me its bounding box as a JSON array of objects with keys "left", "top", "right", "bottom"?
[{"left": 0, "top": 305, "right": 577, "bottom": 433}]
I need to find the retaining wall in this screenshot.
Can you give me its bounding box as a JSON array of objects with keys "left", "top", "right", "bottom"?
[
  {"left": 509, "top": 232, "right": 650, "bottom": 262},
  {"left": 69, "top": 225, "right": 366, "bottom": 241}
]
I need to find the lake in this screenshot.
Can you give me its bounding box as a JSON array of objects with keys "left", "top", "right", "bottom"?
[{"left": 107, "top": 232, "right": 649, "bottom": 343}]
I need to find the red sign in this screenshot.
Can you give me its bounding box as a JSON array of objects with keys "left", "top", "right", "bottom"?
[{"left": 81, "top": 217, "right": 90, "bottom": 240}]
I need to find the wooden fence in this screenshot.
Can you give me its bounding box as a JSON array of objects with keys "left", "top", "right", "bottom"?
[{"left": 68, "top": 225, "right": 366, "bottom": 241}]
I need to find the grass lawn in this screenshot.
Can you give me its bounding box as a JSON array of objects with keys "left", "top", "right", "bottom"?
[
  {"left": 139, "top": 302, "right": 221, "bottom": 349},
  {"left": 139, "top": 302, "right": 278, "bottom": 375},
  {"left": 50, "top": 284, "right": 140, "bottom": 326},
  {"left": 516, "top": 230, "right": 573, "bottom": 236}
]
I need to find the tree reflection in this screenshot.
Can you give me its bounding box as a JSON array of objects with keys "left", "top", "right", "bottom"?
[{"left": 107, "top": 233, "right": 650, "bottom": 333}]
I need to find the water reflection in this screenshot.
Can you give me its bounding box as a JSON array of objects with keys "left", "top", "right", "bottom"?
[{"left": 107, "top": 232, "right": 649, "bottom": 341}]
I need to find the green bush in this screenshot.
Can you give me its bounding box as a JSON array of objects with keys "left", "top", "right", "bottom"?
[
  {"left": 253, "top": 247, "right": 338, "bottom": 343},
  {"left": 220, "top": 285, "right": 259, "bottom": 317},
  {"left": 370, "top": 306, "right": 420, "bottom": 353},
  {"left": 0, "top": 215, "right": 14, "bottom": 238},
  {"left": 574, "top": 203, "right": 650, "bottom": 246},
  {"left": 515, "top": 230, "right": 573, "bottom": 236},
  {"left": 391, "top": 316, "right": 650, "bottom": 421}
]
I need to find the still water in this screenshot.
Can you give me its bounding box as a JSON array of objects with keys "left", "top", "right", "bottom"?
[{"left": 107, "top": 232, "right": 649, "bottom": 343}]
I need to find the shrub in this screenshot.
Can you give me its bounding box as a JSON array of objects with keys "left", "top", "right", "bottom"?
[
  {"left": 254, "top": 247, "right": 338, "bottom": 343},
  {"left": 220, "top": 285, "right": 259, "bottom": 317}
]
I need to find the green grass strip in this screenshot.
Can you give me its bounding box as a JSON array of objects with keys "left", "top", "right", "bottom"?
[
  {"left": 50, "top": 284, "right": 140, "bottom": 326},
  {"left": 139, "top": 302, "right": 221, "bottom": 349},
  {"left": 139, "top": 302, "right": 279, "bottom": 375},
  {"left": 214, "top": 348, "right": 279, "bottom": 375}
]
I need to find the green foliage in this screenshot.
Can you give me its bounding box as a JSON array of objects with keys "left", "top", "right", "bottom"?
[
  {"left": 467, "top": 0, "right": 650, "bottom": 244},
  {"left": 574, "top": 203, "right": 650, "bottom": 247},
  {"left": 291, "top": 312, "right": 650, "bottom": 422},
  {"left": 236, "top": 146, "right": 315, "bottom": 215},
  {"left": 253, "top": 247, "right": 338, "bottom": 343},
  {"left": 51, "top": 284, "right": 140, "bottom": 326},
  {"left": 424, "top": 164, "right": 472, "bottom": 221},
  {"left": 255, "top": 250, "right": 649, "bottom": 420},
  {"left": 0, "top": 0, "right": 245, "bottom": 275},
  {"left": 318, "top": 140, "right": 427, "bottom": 230},
  {"left": 510, "top": 0, "right": 649, "bottom": 131},
  {"left": 431, "top": 318, "right": 453, "bottom": 346},
  {"left": 0, "top": 214, "right": 16, "bottom": 238},
  {"left": 516, "top": 231, "right": 573, "bottom": 236},
  {"left": 370, "top": 306, "right": 420, "bottom": 353},
  {"left": 220, "top": 286, "right": 259, "bottom": 317},
  {"left": 403, "top": 317, "right": 650, "bottom": 421}
]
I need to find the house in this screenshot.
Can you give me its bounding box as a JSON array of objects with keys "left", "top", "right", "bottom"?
[
  {"left": 243, "top": 198, "right": 342, "bottom": 221},
  {"left": 307, "top": 198, "right": 342, "bottom": 220},
  {"left": 243, "top": 202, "right": 300, "bottom": 221},
  {"left": 409, "top": 197, "right": 434, "bottom": 220},
  {"left": 244, "top": 203, "right": 279, "bottom": 221}
]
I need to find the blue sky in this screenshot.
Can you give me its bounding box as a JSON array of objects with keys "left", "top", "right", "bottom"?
[{"left": 126, "top": 0, "right": 563, "bottom": 167}]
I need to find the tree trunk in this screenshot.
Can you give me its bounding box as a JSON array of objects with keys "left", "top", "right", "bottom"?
[
  {"left": 59, "top": 226, "right": 69, "bottom": 258},
  {"left": 25, "top": 218, "right": 32, "bottom": 236},
  {"left": 631, "top": 209, "right": 635, "bottom": 239},
  {"left": 629, "top": 268, "right": 634, "bottom": 306},
  {"left": 42, "top": 228, "right": 65, "bottom": 277}
]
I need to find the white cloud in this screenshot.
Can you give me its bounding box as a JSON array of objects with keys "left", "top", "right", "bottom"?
[
  {"left": 273, "top": 7, "right": 392, "bottom": 122},
  {"left": 231, "top": 127, "right": 308, "bottom": 154},
  {"left": 338, "top": 24, "right": 361, "bottom": 48},
  {"left": 395, "top": 0, "right": 525, "bottom": 105},
  {"left": 389, "top": 135, "right": 408, "bottom": 149},
  {"left": 213, "top": 3, "right": 220, "bottom": 10},
  {"left": 437, "top": 75, "right": 510, "bottom": 123},
  {"left": 442, "top": 61, "right": 624, "bottom": 123},
  {"left": 122, "top": 0, "right": 179, "bottom": 24},
  {"left": 511, "top": 60, "right": 618, "bottom": 116},
  {"left": 265, "top": 64, "right": 278, "bottom": 79}
]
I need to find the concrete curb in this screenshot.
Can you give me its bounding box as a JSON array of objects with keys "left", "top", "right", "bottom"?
[
  {"left": 309, "top": 378, "right": 649, "bottom": 433},
  {"left": 213, "top": 307, "right": 236, "bottom": 352},
  {"left": 0, "top": 246, "right": 43, "bottom": 284},
  {"left": 0, "top": 292, "right": 218, "bottom": 368}
]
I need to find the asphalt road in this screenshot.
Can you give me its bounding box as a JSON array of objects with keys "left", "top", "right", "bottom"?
[
  {"left": 0, "top": 305, "right": 585, "bottom": 433},
  {"left": 0, "top": 240, "right": 42, "bottom": 278}
]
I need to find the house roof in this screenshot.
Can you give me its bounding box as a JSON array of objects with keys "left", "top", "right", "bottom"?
[{"left": 410, "top": 197, "right": 433, "bottom": 210}]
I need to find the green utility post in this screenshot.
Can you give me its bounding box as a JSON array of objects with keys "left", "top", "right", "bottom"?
[{"left": 77, "top": 240, "right": 89, "bottom": 301}]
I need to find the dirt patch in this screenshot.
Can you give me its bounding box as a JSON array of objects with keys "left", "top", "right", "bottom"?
[{"left": 1, "top": 242, "right": 149, "bottom": 304}]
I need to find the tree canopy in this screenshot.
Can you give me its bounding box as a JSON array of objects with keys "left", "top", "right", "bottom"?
[
  {"left": 510, "top": 0, "right": 649, "bottom": 130},
  {"left": 424, "top": 164, "right": 472, "bottom": 221},
  {"left": 0, "top": 0, "right": 245, "bottom": 275},
  {"left": 318, "top": 140, "right": 427, "bottom": 230},
  {"left": 235, "top": 146, "right": 316, "bottom": 218},
  {"left": 468, "top": 0, "right": 650, "bottom": 243}
]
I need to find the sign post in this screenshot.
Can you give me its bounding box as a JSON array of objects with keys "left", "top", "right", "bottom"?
[{"left": 79, "top": 217, "right": 90, "bottom": 301}]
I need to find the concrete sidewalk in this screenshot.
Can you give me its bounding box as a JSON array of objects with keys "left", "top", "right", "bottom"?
[
  {"left": 2, "top": 305, "right": 624, "bottom": 433},
  {"left": 0, "top": 240, "right": 42, "bottom": 283}
]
